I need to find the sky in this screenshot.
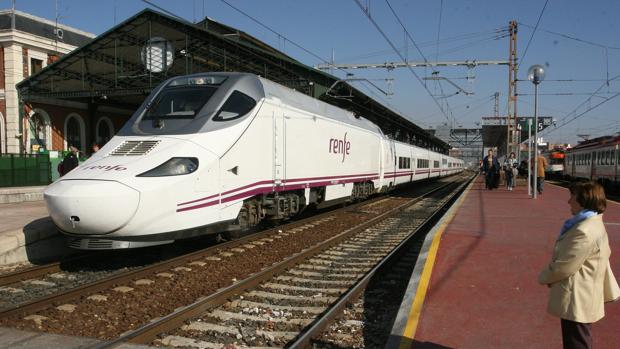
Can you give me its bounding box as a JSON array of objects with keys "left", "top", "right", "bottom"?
[{"left": 4, "top": 0, "right": 620, "bottom": 146}]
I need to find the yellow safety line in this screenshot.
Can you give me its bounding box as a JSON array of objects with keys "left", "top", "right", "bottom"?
[{"left": 398, "top": 181, "right": 473, "bottom": 349}]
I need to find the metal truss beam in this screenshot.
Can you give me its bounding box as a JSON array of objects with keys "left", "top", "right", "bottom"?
[{"left": 316, "top": 60, "right": 510, "bottom": 70}]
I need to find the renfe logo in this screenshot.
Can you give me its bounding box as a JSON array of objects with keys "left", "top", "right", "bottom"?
[
  {"left": 81, "top": 164, "right": 127, "bottom": 171},
  {"left": 329, "top": 132, "right": 351, "bottom": 162}
]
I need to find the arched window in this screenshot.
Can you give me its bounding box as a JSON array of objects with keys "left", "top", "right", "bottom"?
[
  {"left": 64, "top": 113, "right": 86, "bottom": 152},
  {"left": 29, "top": 113, "right": 48, "bottom": 151},
  {"left": 27, "top": 109, "right": 51, "bottom": 152},
  {"left": 95, "top": 117, "right": 114, "bottom": 145}
]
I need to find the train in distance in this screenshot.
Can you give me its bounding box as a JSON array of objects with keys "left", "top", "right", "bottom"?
[
  {"left": 563, "top": 135, "right": 620, "bottom": 190},
  {"left": 44, "top": 73, "right": 464, "bottom": 250}
]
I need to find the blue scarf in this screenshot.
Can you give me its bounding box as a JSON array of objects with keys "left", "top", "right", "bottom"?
[{"left": 559, "top": 210, "right": 597, "bottom": 237}]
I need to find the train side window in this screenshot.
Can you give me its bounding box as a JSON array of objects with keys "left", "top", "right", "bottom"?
[{"left": 213, "top": 90, "right": 257, "bottom": 122}]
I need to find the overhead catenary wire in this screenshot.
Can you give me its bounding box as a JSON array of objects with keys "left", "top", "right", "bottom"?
[
  {"left": 219, "top": 0, "right": 335, "bottom": 67},
  {"left": 333, "top": 28, "right": 506, "bottom": 63},
  {"left": 517, "top": 91, "right": 620, "bottom": 96},
  {"left": 434, "top": 0, "right": 443, "bottom": 63},
  {"left": 518, "top": 0, "right": 550, "bottom": 69},
  {"left": 519, "top": 22, "right": 620, "bottom": 50},
  {"left": 543, "top": 92, "right": 620, "bottom": 135},
  {"left": 551, "top": 72, "right": 620, "bottom": 126},
  {"left": 384, "top": 0, "right": 428, "bottom": 63},
  {"left": 351, "top": 0, "right": 451, "bottom": 123},
  {"left": 140, "top": 0, "right": 186, "bottom": 21},
  {"left": 218, "top": 0, "right": 399, "bottom": 103}
]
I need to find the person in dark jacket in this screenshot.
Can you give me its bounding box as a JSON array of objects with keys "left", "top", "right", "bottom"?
[
  {"left": 59, "top": 146, "right": 79, "bottom": 176},
  {"left": 482, "top": 149, "right": 500, "bottom": 190}
]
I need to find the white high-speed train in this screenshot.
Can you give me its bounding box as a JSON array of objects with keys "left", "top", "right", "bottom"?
[{"left": 44, "top": 73, "right": 464, "bottom": 250}]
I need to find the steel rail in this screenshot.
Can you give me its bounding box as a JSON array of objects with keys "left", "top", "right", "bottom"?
[
  {"left": 93, "top": 177, "right": 467, "bottom": 348},
  {"left": 0, "top": 193, "right": 387, "bottom": 320},
  {"left": 0, "top": 262, "right": 65, "bottom": 288},
  {"left": 0, "top": 253, "right": 98, "bottom": 287},
  {"left": 288, "top": 175, "right": 474, "bottom": 348}
]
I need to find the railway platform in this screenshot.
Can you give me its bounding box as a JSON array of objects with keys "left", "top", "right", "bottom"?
[
  {"left": 0, "top": 186, "right": 45, "bottom": 204},
  {"left": 388, "top": 175, "right": 620, "bottom": 349},
  {"left": 0, "top": 201, "right": 71, "bottom": 266}
]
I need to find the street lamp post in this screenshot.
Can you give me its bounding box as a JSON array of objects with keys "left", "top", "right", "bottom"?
[
  {"left": 527, "top": 119, "right": 532, "bottom": 196},
  {"left": 528, "top": 65, "right": 545, "bottom": 199}
]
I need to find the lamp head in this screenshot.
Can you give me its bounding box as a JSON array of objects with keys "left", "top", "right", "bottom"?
[{"left": 527, "top": 65, "right": 545, "bottom": 85}]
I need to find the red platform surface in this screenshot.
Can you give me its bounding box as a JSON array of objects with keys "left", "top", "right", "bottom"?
[{"left": 414, "top": 176, "right": 620, "bottom": 348}]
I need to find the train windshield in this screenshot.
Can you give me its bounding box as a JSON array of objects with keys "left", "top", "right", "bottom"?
[{"left": 144, "top": 76, "right": 227, "bottom": 121}]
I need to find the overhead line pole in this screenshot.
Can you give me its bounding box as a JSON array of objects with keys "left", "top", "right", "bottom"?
[{"left": 507, "top": 21, "right": 518, "bottom": 160}]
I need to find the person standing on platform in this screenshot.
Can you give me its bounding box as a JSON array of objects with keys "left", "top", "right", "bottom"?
[
  {"left": 535, "top": 150, "right": 548, "bottom": 194},
  {"left": 58, "top": 145, "right": 79, "bottom": 176},
  {"left": 504, "top": 151, "right": 518, "bottom": 191},
  {"left": 539, "top": 181, "right": 620, "bottom": 349},
  {"left": 91, "top": 142, "right": 100, "bottom": 155},
  {"left": 482, "top": 149, "right": 499, "bottom": 190}
]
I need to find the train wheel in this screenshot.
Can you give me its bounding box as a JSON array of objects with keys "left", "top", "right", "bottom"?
[{"left": 224, "top": 231, "right": 241, "bottom": 240}]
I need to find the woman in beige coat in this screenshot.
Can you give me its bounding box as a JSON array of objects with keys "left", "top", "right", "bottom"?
[{"left": 539, "top": 181, "right": 620, "bottom": 349}]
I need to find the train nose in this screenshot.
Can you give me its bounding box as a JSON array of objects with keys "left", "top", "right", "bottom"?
[{"left": 44, "top": 180, "right": 140, "bottom": 235}]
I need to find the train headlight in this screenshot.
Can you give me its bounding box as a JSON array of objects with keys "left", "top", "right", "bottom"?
[{"left": 137, "top": 157, "right": 199, "bottom": 177}]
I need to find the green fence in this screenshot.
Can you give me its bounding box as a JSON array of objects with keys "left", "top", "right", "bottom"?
[{"left": 0, "top": 154, "right": 52, "bottom": 187}]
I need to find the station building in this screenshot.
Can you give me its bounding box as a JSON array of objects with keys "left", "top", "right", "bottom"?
[
  {"left": 14, "top": 8, "right": 450, "bottom": 157},
  {"left": 0, "top": 9, "right": 94, "bottom": 154}
]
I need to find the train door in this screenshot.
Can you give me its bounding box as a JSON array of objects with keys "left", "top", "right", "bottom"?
[
  {"left": 378, "top": 137, "right": 395, "bottom": 190},
  {"left": 410, "top": 147, "right": 414, "bottom": 182},
  {"left": 390, "top": 139, "right": 396, "bottom": 187},
  {"left": 273, "top": 109, "right": 285, "bottom": 188},
  {"left": 611, "top": 144, "right": 620, "bottom": 184},
  {"left": 571, "top": 153, "right": 576, "bottom": 177},
  {"left": 590, "top": 151, "right": 596, "bottom": 180}
]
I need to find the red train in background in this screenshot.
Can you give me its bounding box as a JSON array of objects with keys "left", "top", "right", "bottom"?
[{"left": 542, "top": 148, "right": 565, "bottom": 179}]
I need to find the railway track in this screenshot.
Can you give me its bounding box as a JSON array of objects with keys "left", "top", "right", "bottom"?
[
  {"left": 0, "top": 178, "right": 452, "bottom": 339},
  {"left": 0, "top": 243, "right": 218, "bottom": 312},
  {"left": 0, "top": 190, "right": 400, "bottom": 314},
  {"left": 93, "top": 174, "right": 473, "bottom": 349},
  {"left": 0, "top": 179, "right": 432, "bottom": 339}
]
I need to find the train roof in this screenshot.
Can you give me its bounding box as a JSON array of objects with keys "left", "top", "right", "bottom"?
[
  {"left": 569, "top": 135, "right": 620, "bottom": 151},
  {"left": 258, "top": 76, "right": 383, "bottom": 135}
]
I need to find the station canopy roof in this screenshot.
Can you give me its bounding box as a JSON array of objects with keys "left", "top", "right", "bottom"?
[{"left": 17, "top": 9, "right": 449, "bottom": 153}]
